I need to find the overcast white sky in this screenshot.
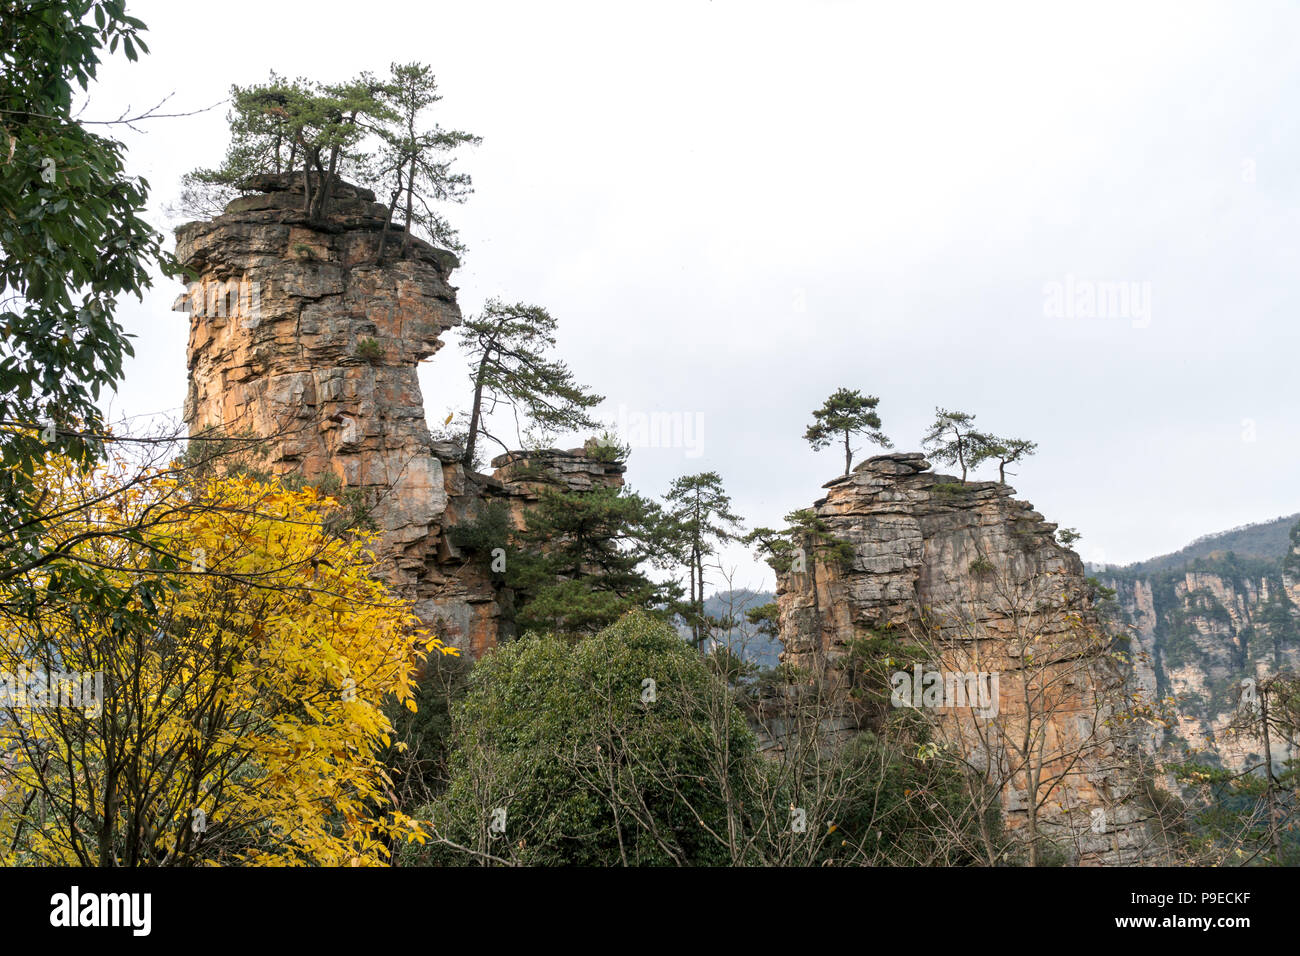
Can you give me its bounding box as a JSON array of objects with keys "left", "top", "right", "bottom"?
[{"left": 89, "top": 0, "right": 1299, "bottom": 592}]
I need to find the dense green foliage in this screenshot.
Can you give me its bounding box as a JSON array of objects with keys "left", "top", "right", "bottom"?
[
  {"left": 382, "top": 650, "right": 475, "bottom": 810},
  {"left": 0, "top": 0, "right": 172, "bottom": 614},
  {"left": 505, "top": 485, "right": 680, "bottom": 634},
  {"left": 408, "top": 612, "right": 757, "bottom": 865},
  {"left": 403, "top": 612, "right": 999, "bottom": 866}
]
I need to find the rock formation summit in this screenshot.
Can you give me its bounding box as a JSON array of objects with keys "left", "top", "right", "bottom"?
[
  {"left": 775, "top": 452, "right": 1158, "bottom": 864},
  {"left": 174, "top": 175, "right": 621, "bottom": 655}
]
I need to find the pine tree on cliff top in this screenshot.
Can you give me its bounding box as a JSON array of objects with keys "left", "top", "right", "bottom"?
[
  {"left": 505, "top": 485, "right": 682, "bottom": 635},
  {"left": 969, "top": 433, "right": 1038, "bottom": 485},
  {"left": 181, "top": 63, "right": 478, "bottom": 251},
  {"left": 804, "top": 388, "right": 892, "bottom": 475},
  {"left": 921, "top": 407, "right": 981, "bottom": 482}
]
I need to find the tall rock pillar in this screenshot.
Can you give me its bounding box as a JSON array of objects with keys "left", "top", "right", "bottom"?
[
  {"left": 174, "top": 175, "right": 627, "bottom": 657},
  {"left": 774, "top": 453, "right": 1159, "bottom": 864},
  {"left": 175, "top": 175, "right": 471, "bottom": 647}
]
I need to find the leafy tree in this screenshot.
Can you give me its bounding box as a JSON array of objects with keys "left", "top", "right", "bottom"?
[
  {"left": 706, "top": 642, "right": 757, "bottom": 685},
  {"left": 1170, "top": 673, "right": 1300, "bottom": 866},
  {"left": 921, "top": 408, "right": 981, "bottom": 482},
  {"left": 803, "top": 387, "right": 891, "bottom": 474},
  {"left": 803, "top": 728, "right": 1004, "bottom": 866},
  {"left": 506, "top": 485, "right": 679, "bottom": 635},
  {"left": 971, "top": 434, "right": 1038, "bottom": 484},
  {"left": 445, "top": 498, "right": 513, "bottom": 557},
  {"left": 0, "top": 457, "right": 456, "bottom": 865},
  {"left": 373, "top": 62, "right": 480, "bottom": 259},
  {"left": 403, "top": 612, "right": 1001, "bottom": 867},
  {"left": 407, "top": 611, "right": 759, "bottom": 866},
  {"left": 745, "top": 600, "right": 781, "bottom": 639},
  {"left": 459, "top": 299, "right": 604, "bottom": 468},
  {"left": 1, "top": 1, "right": 169, "bottom": 587},
  {"left": 178, "top": 70, "right": 316, "bottom": 216},
  {"left": 182, "top": 63, "right": 478, "bottom": 251},
  {"left": 381, "top": 649, "right": 475, "bottom": 816},
  {"left": 744, "top": 508, "right": 855, "bottom": 576},
  {"left": 663, "top": 472, "right": 745, "bottom": 648},
  {"left": 184, "top": 71, "right": 394, "bottom": 224}
]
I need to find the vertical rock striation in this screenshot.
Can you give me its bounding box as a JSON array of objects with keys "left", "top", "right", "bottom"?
[
  {"left": 1104, "top": 523, "right": 1300, "bottom": 774},
  {"left": 175, "top": 175, "right": 621, "bottom": 655},
  {"left": 774, "top": 453, "right": 1157, "bottom": 864}
]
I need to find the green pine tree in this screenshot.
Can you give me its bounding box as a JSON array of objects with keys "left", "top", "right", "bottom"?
[{"left": 804, "top": 388, "right": 891, "bottom": 475}]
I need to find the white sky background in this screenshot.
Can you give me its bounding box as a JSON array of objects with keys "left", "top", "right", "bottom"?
[{"left": 88, "top": 0, "right": 1299, "bottom": 592}]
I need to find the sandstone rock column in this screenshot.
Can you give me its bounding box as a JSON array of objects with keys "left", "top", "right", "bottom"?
[
  {"left": 175, "top": 175, "right": 472, "bottom": 640},
  {"left": 774, "top": 453, "right": 1158, "bottom": 864},
  {"left": 174, "top": 178, "right": 627, "bottom": 656}
]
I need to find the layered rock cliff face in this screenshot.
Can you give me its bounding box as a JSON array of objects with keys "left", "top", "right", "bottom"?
[
  {"left": 174, "top": 175, "right": 622, "bottom": 656},
  {"left": 1102, "top": 524, "right": 1300, "bottom": 773},
  {"left": 774, "top": 453, "right": 1156, "bottom": 864}
]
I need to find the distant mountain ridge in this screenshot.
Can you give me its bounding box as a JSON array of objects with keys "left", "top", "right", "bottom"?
[
  {"left": 1089, "top": 513, "right": 1300, "bottom": 577},
  {"left": 1095, "top": 514, "right": 1300, "bottom": 773},
  {"left": 690, "top": 589, "right": 780, "bottom": 668}
]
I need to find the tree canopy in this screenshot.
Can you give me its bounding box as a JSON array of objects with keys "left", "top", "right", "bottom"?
[
  {"left": 181, "top": 62, "right": 479, "bottom": 251},
  {"left": 921, "top": 408, "right": 980, "bottom": 482},
  {"left": 804, "top": 388, "right": 891, "bottom": 474},
  {"left": 404, "top": 611, "right": 996, "bottom": 866},
  {"left": 374, "top": 62, "right": 480, "bottom": 258},
  {"left": 1, "top": 1, "right": 170, "bottom": 593},
  {"left": 663, "top": 471, "right": 745, "bottom": 648},
  {"left": 505, "top": 485, "right": 679, "bottom": 635},
  {"left": 971, "top": 434, "right": 1038, "bottom": 485},
  {"left": 408, "top": 611, "right": 759, "bottom": 866},
  {"left": 459, "top": 299, "right": 604, "bottom": 468},
  {"left": 0, "top": 456, "right": 455, "bottom": 865}
]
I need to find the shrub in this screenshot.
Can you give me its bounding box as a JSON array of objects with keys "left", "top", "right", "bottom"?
[{"left": 404, "top": 611, "right": 757, "bottom": 866}]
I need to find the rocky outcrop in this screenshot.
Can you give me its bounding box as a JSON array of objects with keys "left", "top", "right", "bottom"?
[
  {"left": 1104, "top": 535, "right": 1300, "bottom": 774},
  {"left": 774, "top": 453, "right": 1158, "bottom": 864},
  {"left": 174, "top": 175, "right": 621, "bottom": 656},
  {"left": 489, "top": 447, "right": 626, "bottom": 528}
]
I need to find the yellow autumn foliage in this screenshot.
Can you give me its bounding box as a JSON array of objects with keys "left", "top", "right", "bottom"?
[{"left": 0, "top": 452, "right": 456, "bottom": 866}]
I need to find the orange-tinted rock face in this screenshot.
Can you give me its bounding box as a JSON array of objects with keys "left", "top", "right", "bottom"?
[
  {"left": 175, "top": 176, "right": 621, "bottom": 656},
  {"left": 774, "top": 453, "right": 1159, "bottom": 864}
]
